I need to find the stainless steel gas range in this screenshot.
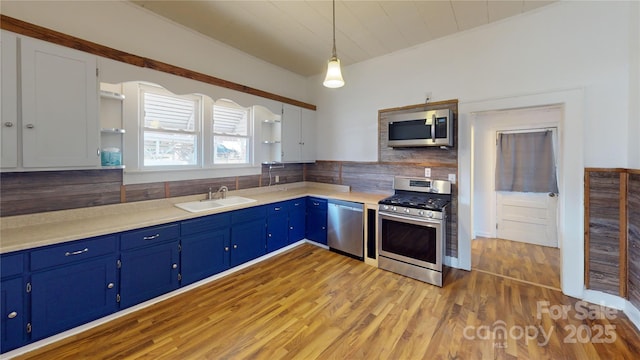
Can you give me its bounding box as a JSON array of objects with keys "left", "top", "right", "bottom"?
[{"left": 377, "top": 176, "right": 452, "bottom": 287}]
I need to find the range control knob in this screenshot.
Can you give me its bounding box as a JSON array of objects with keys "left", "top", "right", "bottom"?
[
  {"left": 392, "top": 206, "right": 397, "bottom": 212},
  {"left": 382, "top": 205, "right": 389, "bottom": 210},
  {"left": 426, "top": 211, "right": 434, "bottom": 218},
  {"left": 418, "top": 210, "right": 425, "bottom": 216},
  {"left": 404, "top": 208, "right": 411, "bottom": 214}
]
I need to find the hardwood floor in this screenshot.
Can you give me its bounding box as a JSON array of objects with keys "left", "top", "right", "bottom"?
[
  {"left": 13, "top": 244, "right": 639, "bottom": 359},
  {"left": 472, "top": 237, "right": 561, "bottom": 290}
]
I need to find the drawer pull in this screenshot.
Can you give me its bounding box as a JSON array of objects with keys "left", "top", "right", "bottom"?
[
  {"left": 172, "top": 264, "right": 178, "bottom": 269},
  {"left": 7, "top": 311, "right": 17, "bottom": 319},
  {"left": 313, "top": 202, "right": 319, "bottom": 206},
  {"left": 143, "top": 234, "right": 160, "bottom": 240},
  {"left": 274, "top": 207, "right": 281, "bottom": 211},
  {"left": 65, "top": 248, "right": 89, "bottom": 256},
  {"left": 107, "top": 283, "right": 114, "bottom": 289}
]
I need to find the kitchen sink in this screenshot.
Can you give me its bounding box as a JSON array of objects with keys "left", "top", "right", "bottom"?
[{"left": 175, "top": 196, "right": 257, "bottom": 213}]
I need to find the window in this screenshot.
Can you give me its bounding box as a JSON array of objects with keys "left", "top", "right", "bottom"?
[
  {"left": 212, "top": 99, "right": 251, "bottom": 165},
  {"left": 140, "top": 85, "right": 201, "bottom": 167}
]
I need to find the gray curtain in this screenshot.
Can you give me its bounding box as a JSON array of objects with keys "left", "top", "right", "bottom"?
[{"left": 495, "top": 131, "right": 558, "bottom": 193}]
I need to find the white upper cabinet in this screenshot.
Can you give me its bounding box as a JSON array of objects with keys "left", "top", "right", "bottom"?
[
  {"left": 300, "top": 108, "right": 316, "bottom": 163},
  {"left": 20, "top": 35, "right": 99, "bottom": 168},
  {"left": 281, "top": 104, "right": 316, "bottom": 163},
  {"left": 1, "top": 31, "right": 18, "bottom": 168}
]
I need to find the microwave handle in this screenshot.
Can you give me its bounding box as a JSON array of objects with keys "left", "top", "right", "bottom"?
[{"left": 431, "top": 113, "right": 436, "bottom": 142}]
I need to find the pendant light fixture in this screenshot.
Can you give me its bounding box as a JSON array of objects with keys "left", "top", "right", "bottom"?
[{"left": 323, "top": 0, "right": 345, "bottom": 88}]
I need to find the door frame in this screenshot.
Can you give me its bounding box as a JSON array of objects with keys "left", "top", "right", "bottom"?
[{"left": 458, "top": 88, "right": 585, "bottom": 299}]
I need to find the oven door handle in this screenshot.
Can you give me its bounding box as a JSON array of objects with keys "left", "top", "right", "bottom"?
[{"left": 380, "top": 212, "right": 442, "bottom": 225}]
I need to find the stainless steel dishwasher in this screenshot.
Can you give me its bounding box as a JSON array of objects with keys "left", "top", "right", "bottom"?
[{"left": 327, "top": 199, "right": 364, "bottom": 260}]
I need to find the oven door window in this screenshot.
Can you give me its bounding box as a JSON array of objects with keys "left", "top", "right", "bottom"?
[{"left": 380, "top": 216, "right": 440, "bottom": 265}]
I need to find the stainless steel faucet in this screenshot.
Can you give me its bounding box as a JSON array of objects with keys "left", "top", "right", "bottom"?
[{"left": 205, "top": 185, "right": 228, "bottom": 200}]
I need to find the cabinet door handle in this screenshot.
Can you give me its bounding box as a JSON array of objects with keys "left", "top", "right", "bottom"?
[
  {"left": 289, "top": 226, "right": 294, "bottom": 230},
  {"left": 4, "top": 122, "right": 13, "bottom": 127},
  {"left": 7, "top": 311, "right": 17, "bottom": 319},
  {"left": 172, "top": 264, "right": 178, "bottom": 269},
  {"left": 143, "top": 234, "right": 160, "bottom": 240},
  {"left": 233, "top": 244, "right": 238, "bottom": 249},
  {"left": 107, "top": 283, "right": 115, "bottom": 289},
  {"left": 97, "top": 148, "right": 101, "bottom": 156},
  {"left": 224, "top": 246, "right": 229, "bottom": 252},
  {"left": 313, "top": 202, "right": 319, "bottom": 206},
  {"left": 274, "top": 207, "right": 281, "bottom": 211},
  {"left": 268, "top": 233, "right": 272, "bottom": 237},
  {"left": 25, "top": 124, "right": 35, "bottom": 129},
  {"left": 65, "top": 248, "right": 89, "bottom": 256}
]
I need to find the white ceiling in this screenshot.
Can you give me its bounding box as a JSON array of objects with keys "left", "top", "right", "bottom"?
[{"left": 131, "top": 0, "right": 557, "bottom": 77}]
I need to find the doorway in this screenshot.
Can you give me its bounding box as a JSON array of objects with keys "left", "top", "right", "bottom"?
[{"left": 471, "top": 105, "right": 562, "bottom": 289}]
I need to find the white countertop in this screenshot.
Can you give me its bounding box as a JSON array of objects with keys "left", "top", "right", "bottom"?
[{"left": 0, "top": 182, "right": 389, "bottom": 254}]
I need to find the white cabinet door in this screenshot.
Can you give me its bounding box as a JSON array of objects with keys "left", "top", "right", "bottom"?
[
  {"left": 1, "top": 31, "right": 18, "bottom": 168},
  {"left": 300, "top": 108, "right": 316, "bottom": 163},
  {"left": 21, "top": 37, "right": 99, "bottom": 168},
  {"left": 281, "top": 104, "right": 301, "bottom": 163}
]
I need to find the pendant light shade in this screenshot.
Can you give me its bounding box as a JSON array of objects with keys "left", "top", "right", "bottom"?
[{"left": 323, "top": 0, "right": 344, "bottom": 88}]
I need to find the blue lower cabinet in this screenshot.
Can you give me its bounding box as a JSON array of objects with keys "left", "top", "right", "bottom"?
[
  {"left": 30, "top": 256, "right": 118, "bottom": 340},
  {"left": 306, "top": 197, "right": 328, "bottom": 245},
  {"left": 288, "top": 199, "right": 306, "bottom": 243},
  {"left": 181, "top": 228, "right": 230, "bottom": 286},
  {"left": 1, "top": 276, "right": 27, "bottom": 353},
  {"left": 231, "top": 206, "right": 267, "bottom": 267},
  {"left": 267, "top": 210, "right": 288, "bottom": 252},
  {"left": 119, "top": 240, "right": 180, "bottom": 308}
]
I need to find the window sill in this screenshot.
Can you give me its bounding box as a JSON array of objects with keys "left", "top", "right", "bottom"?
[{"left": 123, "top": 166, "right": 261, "bottom": 185}]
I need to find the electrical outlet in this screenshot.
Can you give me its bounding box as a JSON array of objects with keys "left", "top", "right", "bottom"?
[
  {"left": 448, "top": 174, "right": 456, "bottom": 184},
  {"left": 275, "top": 175, "right": 280, "bottom": 183},
  {"left": 424, "top": 168, "right": 431, "bottom": 178}
]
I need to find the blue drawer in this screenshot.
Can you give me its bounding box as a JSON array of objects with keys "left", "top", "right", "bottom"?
[
  {"left": 288, "top": 198, "right": 305, "bottom": 209},
  {"left": 181, "top": 213, "right": 231, "bottom": 236},
  {"left": 231, "top": 205, "right": 266, "bottom": 224},
  {"left": 307, "top": 197, "right": 327, "bottom": 208},
  {"left": 1, "top": 252, "right": 25, "bottom": 278},
  {"left": 266, "top": 201, "right": 288, "bottom": 215},
  {"left": 31, "top": 235, "right": 117, "bottom": 271},
  {"left": 121, "top": 223, "right": 180, "bottom": 251}
]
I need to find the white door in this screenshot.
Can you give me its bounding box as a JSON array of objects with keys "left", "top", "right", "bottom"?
[
  {"left": 281, "top": 104, "right": 301, "bottom": 163},
  {"left": 496, "top": 191, "right": 558, "bottom": 247},
  {"left": 1, "top": 31, "right": 18, "bottom": 168}
]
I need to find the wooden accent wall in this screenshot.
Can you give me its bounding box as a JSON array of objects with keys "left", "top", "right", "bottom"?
[
  {"left": 305, "top": 161, "right": 458, "bottom": 258},
  {"left": 584, "top": 168, "right": 638, "bottom": 300},
  {"left": 0, "top": 164, "right": 305, "bottom": 217},
  {"left": 378, "top": 99, "right": 458, "bottom": 165},
  {"left": 628, "top": 170, "right": 640, "bottom": 309}
]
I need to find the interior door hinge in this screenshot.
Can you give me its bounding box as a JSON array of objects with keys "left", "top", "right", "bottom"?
[
  {"left": 116, "top": 294, "right": 121, "bottom": 303},
  {"left": 117, "top": 259, "right": 122, "bottom": 269},
  {"left": 178, "top": 244, "right": 182, "bottom": 252},
  {"left": 26, "top": 282, "right": 32, "bottom": 293},
  {"left": 26, "top": 323, "right": 32, "bottom": 334}
]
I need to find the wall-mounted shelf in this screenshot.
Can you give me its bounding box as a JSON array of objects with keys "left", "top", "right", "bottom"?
[
  {"left": 262, "top": 140, "right": 280, "bottom": 144},
  {"left": 100, "top": 90, "right": 125, "bottom": 101},
  {"left": 263, "top": 119, "right": 281, "bottom": 124},
  {"left": 101, "top": 128, "right": 126, "bottom": 134}
]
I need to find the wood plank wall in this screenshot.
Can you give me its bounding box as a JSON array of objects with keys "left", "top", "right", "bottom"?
[
  {"left": 628, "top": 170, "right": 640, "bottom": 309},
  {"left": 584, "top": 168, "right": 638, "bottom": 300},
  {"left": 0, "top": 164, "right": 303, "bottom": 217}
]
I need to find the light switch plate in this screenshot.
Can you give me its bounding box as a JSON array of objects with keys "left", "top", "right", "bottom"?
[
  {"left": 448, "top": 174, "right": 456, "bottom": 184},
  {"left": 424, "top": 168, "right": 431, "bottom": 178},
  {"left": 275, "top": 175, "right": 280, "bottom": 183}
]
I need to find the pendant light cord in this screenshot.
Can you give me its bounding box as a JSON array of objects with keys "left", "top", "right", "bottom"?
[{"left": 331, "top": 0, "right": 337, "bottom": 58}]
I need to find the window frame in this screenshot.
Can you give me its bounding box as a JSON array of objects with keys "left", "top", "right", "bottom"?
[
  {"left": 139, "top": 83, "right": 203, "bottom": 170},
  {"left": 211, "top": 99, "right": 253, "bottom": 167}
]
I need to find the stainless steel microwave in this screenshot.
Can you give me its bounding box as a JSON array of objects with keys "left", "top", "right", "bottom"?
[{"left": 388, "top": 109, "right": 454, "bottom": 148}]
